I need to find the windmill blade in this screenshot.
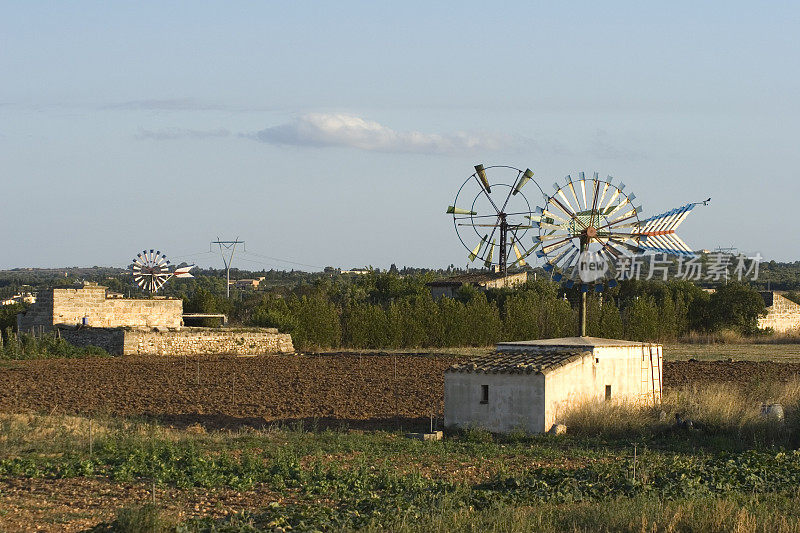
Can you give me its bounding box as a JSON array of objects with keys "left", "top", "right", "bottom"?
[
  {"left": 512, "top": 242, "right": 527, "bottom": 267},
  {"left": 566, "top": 176, "right": 582, "bottom": 211},
  {"left": 640, "top": 203, "right": 697, "bottom": 234},
  {"left": 640, "top": 233, "right": 696, "bottom": 256},
  {"left": 548, "top": 196, "right": 576, "bottom": 220},
  {"left": 555, "top": 184, "right": 578, "bottom": 216},
  {"left": 602, "top": 186, "right": 623, "bottom": 213},
  {"left": 537, "top": 233, "right": 572, "bottom": 242},
  {"left": 541, "top": 238, "right": 573, "bottom": 255},
  {"left": 609, "top": 238, "right": 643, "bottom": 255},
  {"left": 537, "top": 207, "right": 570, "bottom": 225},
  {"left": 589, "top": 173, "right": 601, "bottom": 215},
  {"left": 531, "top": 220, "right": 563, "bottom": 231},
  {"left": 578, "top": 172, "right": 588, "bottom": 210},
  {"left": 596, "top": 177, "right": 611, "bottom": 211},
  {"left": 484, "top": 241, "right": 496, "bottom": 267},
  {"left": 447, "top": 206, "right": 478, "bottom": 215},
  {"left": 509, "top": 240, "right": 541, "bottom": 267},
  {"left": 468, "top": 235, "right": 488, "bottom": 262},
  {"left": 512, "top": 168, "right": 534, "bottom": 195},
  {"left": 556, "top": 247, "right": 580, "bottom": 270},
  {"left": 474, "top": 164, "right": 492, "bottom": 194}
]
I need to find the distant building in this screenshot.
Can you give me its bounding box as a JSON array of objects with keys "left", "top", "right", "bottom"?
[
  {"left": 15, "top": 282, "right": 294, "bottom": 356},
  {"left": 341, "top": 268, "right": 372, "bottom": 275},
  {"left": 758, "top": 291, "right": 800, "bottom": 333},
  {"left": 230, "top": 277, "right": 265, "bottom": 290},
  {"left": 17, "top": 282, "right": 182, "bottom": 331},
  {"left": 1, "top": 292, "right": 36, "bottom": 306},
  {"left": 445, "top": 337, "right": 663, "bottom": 434},
  {"left": 426, "top": 271, "right": 528, "bottom": 299}
]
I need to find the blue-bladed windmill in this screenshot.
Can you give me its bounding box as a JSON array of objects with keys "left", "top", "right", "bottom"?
[
  {"left": 447, "top": 164, "right": 544, "bottom": 275},
  {"left": 531, "top": 172, "right": 709, "bottom": 335}
]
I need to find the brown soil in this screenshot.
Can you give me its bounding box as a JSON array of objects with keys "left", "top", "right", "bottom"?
[
  {"left": 663, "top": 360, "right": 800, "bottom": 388},
  {"left": 0, "top": 477, "right": 282, "bottom": 532},
  {"left": 0, "top": 354, "right": 458, "bottom": 431},
  {"left": 3, "top": 355, "right": 800, "bottom": 431}
]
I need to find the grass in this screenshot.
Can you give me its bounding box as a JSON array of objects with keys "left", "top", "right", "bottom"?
[
  {"left": 3, "top": 367, "right": 800, "bottom": 530},
  {"left": 3, "top": 377, "right": 800, "bottom": 531}
]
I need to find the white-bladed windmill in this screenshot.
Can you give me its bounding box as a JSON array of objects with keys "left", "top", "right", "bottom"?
[
  {"left": 447, "top": 164, "right": 544, "bottom": 275},
  {"left": 131, "top": 250, "right": 195, "bottom": 293},
  {"left": 531, "top": 172, "right": 708, "bottom": 335}
]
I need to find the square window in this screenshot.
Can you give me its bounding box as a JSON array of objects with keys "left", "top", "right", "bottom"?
[{"left": 480, "top": 385, "right": 489, "bottom": 404}]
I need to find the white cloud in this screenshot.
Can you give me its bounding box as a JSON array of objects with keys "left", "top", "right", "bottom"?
[
  {"left": 136, "top": 127, "right": 231, "bottom": 140},
  {"left": 249, "top": 113, "right": 520, "bottom": 154}
]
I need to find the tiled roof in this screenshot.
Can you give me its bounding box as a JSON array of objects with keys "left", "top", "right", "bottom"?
[
  {"left": 498, "top": 336, "right": 650, "bottom": 349},
  {"left": 446, "top": 350, "right": 591, "bottom": 375}
]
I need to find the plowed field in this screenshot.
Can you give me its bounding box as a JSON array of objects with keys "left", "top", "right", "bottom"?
[{"left": 2, "top": 354, "right": 800, "bottom": 430}]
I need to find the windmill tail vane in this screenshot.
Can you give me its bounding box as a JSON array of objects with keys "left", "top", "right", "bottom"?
[{"left": 635, "top": 201, "right": 707, "bottom": 257}]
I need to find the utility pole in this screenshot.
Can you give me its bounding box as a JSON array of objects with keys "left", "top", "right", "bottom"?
[{"left": 211, "top": 237, "right": 245, "bottom": 298}]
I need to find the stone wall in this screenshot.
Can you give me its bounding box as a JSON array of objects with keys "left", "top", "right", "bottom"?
[
  {"left": 122, "top": 328, "right": 294, "bottom": 356},
  {"left": 18, "top": 284, "right": 183, "bottom": 332},
  {"left": 758, "top": 292, "right": 800, "bottom": 333},
  {"left": 60, "top": 328, "right": 127, "bottom": 354},
  {"left": 56, "top": 327, "right": 294, "bottom": 356}
]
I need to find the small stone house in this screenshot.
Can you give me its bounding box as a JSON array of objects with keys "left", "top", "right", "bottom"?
[{"left": 444, "top": 337, "right": 662, "bottom": 434}]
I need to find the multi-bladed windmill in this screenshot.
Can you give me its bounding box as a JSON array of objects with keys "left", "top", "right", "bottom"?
[
  {"left": 531, "top": 172, "right": 708, "bottom": 335},
  {"left": 131, "top": 250, "right": 194, "bottom": 293},
  {"left": 446, "top": 164, "right": 708, "bottom": 337},
  {"left": 447, "top": 164, "right": 545, "bottom": 275}
]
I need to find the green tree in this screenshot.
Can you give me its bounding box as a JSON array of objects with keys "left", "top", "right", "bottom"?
[{"left": 708, "top": 282, "right": 766, "bottom": 334}]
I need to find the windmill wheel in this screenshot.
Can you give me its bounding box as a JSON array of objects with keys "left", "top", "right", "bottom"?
[
  {"left": 132, "top": 250, "right": 172, "bottom": 293},
  {"left": 447, "top": 164, "right": 543, "bottom": 273},
  {"left": 533, "top": 172, "right": 643, "bottom": 292}
]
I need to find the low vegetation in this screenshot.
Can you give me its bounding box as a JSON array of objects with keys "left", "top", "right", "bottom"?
[
  {"left": 0, "top": 329, "right": 109, "bottom": 359},
  {"left": 2, "top": 376, "right": 800, "bottom": 531}
]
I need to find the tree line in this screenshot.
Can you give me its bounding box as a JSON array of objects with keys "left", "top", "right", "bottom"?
[{"left": 182, "top": 273, "right": 768, "bottom": 350}]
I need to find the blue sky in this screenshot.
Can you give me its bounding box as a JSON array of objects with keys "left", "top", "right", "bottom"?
[{"left": 2, "top": 2, "right": 798, "bottom": 270}]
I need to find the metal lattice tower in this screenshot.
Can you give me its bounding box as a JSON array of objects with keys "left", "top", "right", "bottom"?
[{"left": 211, "top": 238, "right": 245, "bottom": 298}]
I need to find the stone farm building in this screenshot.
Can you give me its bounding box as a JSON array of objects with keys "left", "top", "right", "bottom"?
[
  {"left": 758, "top": 291, "right": 800, "bottom": 333},
  {"left": 16, "top": 283, "right": 293, "bottom": 356},
  {"left": 427, "top": 271, "right": 528, "bottom": 300},
  {"left": 444, "top": 337, "right": 662, "bottom": 434}
]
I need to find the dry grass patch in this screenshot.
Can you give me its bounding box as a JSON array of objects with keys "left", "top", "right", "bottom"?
[{"left": 560, "top": 377, "right": 800, "bottom": 442}]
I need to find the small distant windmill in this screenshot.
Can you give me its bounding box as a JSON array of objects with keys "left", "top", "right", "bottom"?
[
  {"left": 446, "top": 164, "right": 544, "bottom": 275},
  {"left": 131, "top": 250, "right": 194, "bottom": 293}
]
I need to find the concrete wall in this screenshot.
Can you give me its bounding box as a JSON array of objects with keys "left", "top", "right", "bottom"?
[
  {"left": 444, "top": 372, "right": 545, "bottom": 433},
  {"left": 758, "top": 293, "right": 800, "bottom": 333},
  {"left": 18, "top": 285, "right": 183, "bottom": 332},
  {"left": 544, "top": 346, "right": 662, "bottom": 431},
  {"left": 56, "top": 327, "right": 294, "bottom": 356}
]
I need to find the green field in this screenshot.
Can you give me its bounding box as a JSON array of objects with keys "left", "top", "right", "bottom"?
[{"left": 2, "top": 371, "right": 800, "bottom": 532}]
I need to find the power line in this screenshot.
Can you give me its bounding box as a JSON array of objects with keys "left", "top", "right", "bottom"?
[{"left": 240, "top": 250, "right": 323, "bottom": 270}]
